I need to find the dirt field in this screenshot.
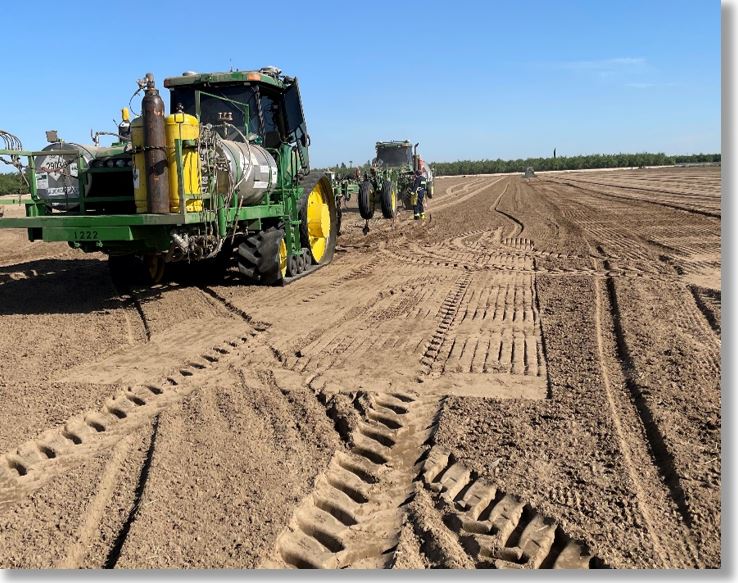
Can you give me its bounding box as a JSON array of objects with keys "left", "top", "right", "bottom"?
[{"left": 0, "top": 166, "right": 721, "bottom": 569}]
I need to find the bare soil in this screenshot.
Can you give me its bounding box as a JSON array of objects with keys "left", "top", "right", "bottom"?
[{"left": 0, "top": 167, "right": 721, "bottom": 568}]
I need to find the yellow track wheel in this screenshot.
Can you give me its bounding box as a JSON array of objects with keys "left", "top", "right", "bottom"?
[
  {"left": 298, "top": 171, "right": 337, "bottom": 266},
  {"left": 279, "top": 237, "right": 288, "bottom": 279},
  {"left": 306, "top": 181, "right": 331, "bottom": 262}
]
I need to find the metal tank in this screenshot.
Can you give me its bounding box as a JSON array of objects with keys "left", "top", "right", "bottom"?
[
  {"left": 215, "top": 140, "right": 278, "bottom": 205},
  {"left": 140, "top": 73, "right": 170, "bottom": 214},
  {"left": 34, "top": 142, "right": 102, "bottom": 210}
]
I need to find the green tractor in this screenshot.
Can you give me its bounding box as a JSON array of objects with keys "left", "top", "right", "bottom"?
[
  {"left": 357, "top": 140, "right": 434, "bottom": 220},
  {"left": 0, "top": 67, "right": 338, "bottom": 285}
]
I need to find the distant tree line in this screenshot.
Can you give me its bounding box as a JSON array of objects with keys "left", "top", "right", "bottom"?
[
  {"left": 429, "top": 152, "right": 721, "bottom": 176},
  {"left": 0, "top": 172, "right": 24, "bottom": 195},
  {"left": 1, "top": 152, "right": 722, "bottom": 195}
]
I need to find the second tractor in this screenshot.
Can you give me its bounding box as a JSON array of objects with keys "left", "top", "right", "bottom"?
[{"left": 357, "top": 140, "right": 434, "bottom": 220}]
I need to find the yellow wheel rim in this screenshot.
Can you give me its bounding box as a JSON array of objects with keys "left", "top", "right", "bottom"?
[
  {"left": 279, "top": 237, "right": 287, "bottom": 279},
  {"left": 391, "top": 188, "right": 397, "bottom": 212},
  {"left": 306, "top": 179, "right": 331, "bottom": 262}
]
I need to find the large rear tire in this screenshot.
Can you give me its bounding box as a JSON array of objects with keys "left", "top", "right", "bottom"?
[
  {"left": 380, "top": 180, "right": 397, "bottom": 219},
  {"left": 297, "top": 171, "right": 338, "bottom": 266},
  {"left": 237, "top": 227, "right": 285, "bottom": 285},
  {"left": 358, "top": 180, "right": 374, "bottom": 220}
]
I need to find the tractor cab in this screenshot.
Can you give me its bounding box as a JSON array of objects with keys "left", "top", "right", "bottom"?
[
  {"left": 164, "top": 68, "right": 310, "bottom": 177},
  {"left": 374, "top": 141, "right": 414, "bottom": 169}
]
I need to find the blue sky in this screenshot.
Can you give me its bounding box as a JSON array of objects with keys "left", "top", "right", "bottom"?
[{"left": 0, "top": 0, "right": 720, "bottom": 168}]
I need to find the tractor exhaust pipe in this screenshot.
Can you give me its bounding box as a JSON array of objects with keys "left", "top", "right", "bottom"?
[{"left": 141, "top": 73, "right": 170, "bottom": 214}]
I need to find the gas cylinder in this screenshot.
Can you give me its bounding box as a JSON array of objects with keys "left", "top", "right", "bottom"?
[{"left": 141, "top": 73, "right": 169, "bottom": 214}]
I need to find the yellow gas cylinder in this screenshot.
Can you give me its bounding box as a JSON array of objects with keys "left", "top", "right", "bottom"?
[
  {"left": 165, "top": 113, "right": 202, "bottom": 212},
  {"left": 130, "top": 116, "right": 148, "bottom": 213}
]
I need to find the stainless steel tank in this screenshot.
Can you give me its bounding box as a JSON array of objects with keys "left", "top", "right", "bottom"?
[
  {"left": 35, "top": 143, "right": 101, "bottom": 210},
  {"left": 216, "top": 140, "right": 277, "bottom": 205}
]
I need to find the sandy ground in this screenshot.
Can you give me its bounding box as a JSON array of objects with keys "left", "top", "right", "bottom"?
[{"left": 0, "top": 167, "right": 721, "bottom": 568}]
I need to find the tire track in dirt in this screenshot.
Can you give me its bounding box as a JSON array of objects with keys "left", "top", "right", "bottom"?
[
  {"left": 263, "top": 390, "right": 440, "bottom": 568},
  {"left": 555, "top": 174, "right": 719, "bottom": 208},
  {"left": 550, "top": 178, "right": 720, "bottom": 219},
  {"left": 103, "top": 416, "right": 159, "bottom": 568},
  {"left": 111, "top": 282, "right": 153, "bottom": 343},
  {"left": 408, "top": 195, "right": 681, "bottom": 567},
  {"left": 197, "top": 285, "right": 269, "bottom": 327},
  {"left": 590, "top": 247, "right": 702, "bottom": 568},
  {"left": 264, "top": 275, "right": 472, "bottom": 568},
  {"left": 490, "top": 182, "right": 524, "bottom": 240},
  {"left": 57, "top": 434, "right": 136, "bottom": 568},
  {"left": 266, "top": 265, "right": 598, "bottom": 569},
  {"left": 430, "top": 177, "right": 506, "bottom": 214},
  {"left": 381, "top": 238, "right": 680, "bottom": 284},
  {"left": 0, "top": 323, "right": 266, "bottom": 513},
  {"left": 1, "top": 260, "right": 161, "bottom": 567},
  {"left": 601, "top": 252, "right": 699, "bottom": 527},
  {"left": 421, "top": 447, "right": 605, "bottom": 568},
  {"left": 418, "top": 275, "right": 473, "bottom": 374},
  {"left": 688, "top": 285, "right": 721, "bottom": 335}
]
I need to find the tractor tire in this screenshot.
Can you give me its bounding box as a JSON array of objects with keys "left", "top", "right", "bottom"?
[
  {"left": 380, "top": 180, "right": 396, "bottom": 219},
  {"left": 237, "top": 227, "right": 285, "bottom": 285},
  {"left": 358, "top": 180, "right": 374, "bottom": 220},
  {"left": 297, "top": 171, "right": 338, "bottom": 266}
]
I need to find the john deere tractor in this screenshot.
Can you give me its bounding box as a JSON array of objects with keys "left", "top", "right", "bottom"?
[
  {"left": 0, "top": 67, "right": 338, "bottom": 285},
  {"left": 357, "top": 140, "right": 434, "bottom": 220}
]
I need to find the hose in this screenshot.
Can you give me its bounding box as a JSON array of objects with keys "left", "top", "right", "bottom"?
[{"left": 0, "top": 130, "right": 29, "bottom": 189}]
